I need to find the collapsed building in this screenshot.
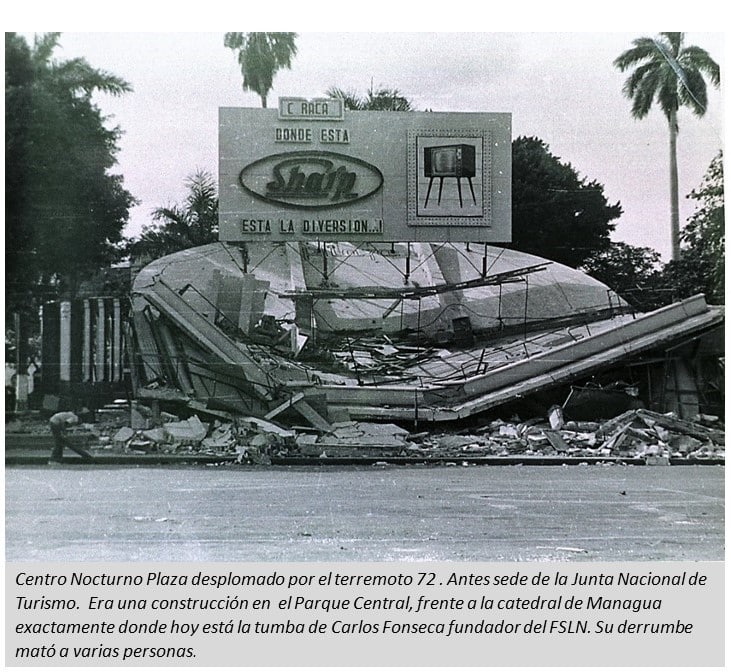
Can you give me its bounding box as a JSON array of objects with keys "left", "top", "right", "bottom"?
[
  {"left": 122, "top": 240, "right": 723, "bottom": 428},
  {"left": 37, "top": 103, "right": 725, "bottom": 432}
]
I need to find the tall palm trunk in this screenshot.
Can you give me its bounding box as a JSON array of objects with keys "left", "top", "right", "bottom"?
[{"left": 668, "top": 108, "right": 680, "bottom": 261}]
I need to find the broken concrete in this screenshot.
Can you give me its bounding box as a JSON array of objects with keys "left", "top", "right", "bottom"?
[
  {"left": 113, "top": 427, "right": 135, "bottom": 444},
  {"left": 141, "top": 428, "right": 167, "bottom": 444},
  {"left": 163, "top": 415, "right": 209, "bottom": 444}
]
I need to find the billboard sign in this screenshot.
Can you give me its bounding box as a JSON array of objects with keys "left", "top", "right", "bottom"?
[{"left": 219, "top": 101, "right": 511, "bottom": 242}]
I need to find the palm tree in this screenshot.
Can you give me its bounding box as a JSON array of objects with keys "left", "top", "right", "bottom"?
[
  {"left": 224, "top": 32, "right": 297, "bottom": 108},
  {"left": 27, "top": 32, "right": 132, "bottom": 99},
  {"left": 129, "top": 170, "right": 218, "bottom": 261},
  {"left": 613, "top": 32, "right": 720, "bottom": 261},
  {"left": 326, "top": 85, "right": 413, "bottom": 111}
]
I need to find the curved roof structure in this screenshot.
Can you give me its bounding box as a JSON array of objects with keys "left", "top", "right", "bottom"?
[
  {"left": 133, "top": 241, "right": 627, "bottom": 338},
  {"left": 129, "top": 242, "right": 721, "bottom": 423}
]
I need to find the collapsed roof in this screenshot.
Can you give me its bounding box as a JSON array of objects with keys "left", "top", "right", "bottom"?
[{"left": 129, "top": 242, "right": 723, "bottom": 425}]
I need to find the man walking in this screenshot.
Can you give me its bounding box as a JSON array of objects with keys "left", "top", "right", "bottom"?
[{"left": 49, "top": 411, "right": 93, "bottom": 463}]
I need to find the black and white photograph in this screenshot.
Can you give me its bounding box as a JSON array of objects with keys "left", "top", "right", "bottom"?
[{"left": 4, "top": 26, "right": 725, "bottom": 667}]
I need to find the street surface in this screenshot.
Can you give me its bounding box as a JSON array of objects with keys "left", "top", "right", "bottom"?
[{"left": 5, "top": 463, "right": 724, "bottom": 562}]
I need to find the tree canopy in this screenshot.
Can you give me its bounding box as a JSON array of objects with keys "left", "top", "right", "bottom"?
[
  {"left": 582, "top": 242, "right": 662, "bottom": 289},
  {"left": 662, "top": 150, "right": 724, "bottom": 304},
  {"left": 325, "top": 85, "right": 413, "bottom": 111},
  {"left": 682, "top": 150, "right": 724, "bottom": 262},
  {"left": 224, "top": 32, "right": 297, "bottom": 108},
  {"left": 613, "top": 32, "right": 720, "bottom": 260},
  {"left": 581, "top": 242, "right": 665, "bottom": 311},
  {"left": 507, "top": 136, "right": 622, "bottom": 268},
  {"left": 128, "top": 170, "right": 219, "bottom": 261},
  {"left": 613, "top": 33, "right": 720, "bottom": 123},
  {"left": 581, "top": 151, "right": 724, "bottom": 309},
  {"left": 5, "top": 32, "right": 135, "bottom": 314}
]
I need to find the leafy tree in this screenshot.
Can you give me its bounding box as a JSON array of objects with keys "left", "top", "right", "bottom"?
[
  {"left": 508, "top": 136, "right": 622, "bottom": 268},
  {"left": 326, "top": 85, "right": 413, "bottom": 111},
  {"left": 613, "top": 32, "right": 720, "bottom": 261},
  {"left": 5, "top": 32, "right": 134, "bottom": 355},
  {"left": 682, "top": 149, "right": 724, "bottom": 295},
  {"left": 660, "top": 255, "right": 716, "bottom": 305},
  {"left": 581, "top": 242, "right": 666, "bottom": 310},
  {"left": 224, "top": 32, "right": 297, "bottom": 108},
  {"left": 661, "top": 150, "right": 724, "bottom": 304},
  {"left": 582, "top": 242, "right": 662, "bottom": 288},
  {"left": 129, "top": 170, "right": 219, "bottom": 261}
]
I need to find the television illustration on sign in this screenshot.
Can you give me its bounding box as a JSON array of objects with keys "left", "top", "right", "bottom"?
[
  {"left": 415, "top": 135, "right": 484, "bottom": 219},
  {"left": 423, "top": 143, "right": 477, "bottom": 208}
]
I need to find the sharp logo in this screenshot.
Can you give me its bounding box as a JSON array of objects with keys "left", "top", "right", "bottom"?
[{"left": 239, "top": 151, "right": 383, "bottom": 209}]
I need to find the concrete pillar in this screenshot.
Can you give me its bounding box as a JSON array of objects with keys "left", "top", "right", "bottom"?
[
  {"left": 83, "top": 300, "right": 92, "bottom": 382},
  {"left": 95, "top": 298, "right": 105, "bottom": 382},
  {"left": 59, "top": 301, "right": 72, "bottom": 382},
  {"left": 113, "top": 299, "right": 122, "bottom": 382}
]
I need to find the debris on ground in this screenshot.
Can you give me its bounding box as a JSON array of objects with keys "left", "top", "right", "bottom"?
[
  {"left": 384, "top": 409, "right": 724, "bottom": 464},
  {"left": 295, "top": 422, "right": 413, "bottom": 458},
  {"left": 4, "top": 402, "right": 725, "bottom": 464},
  {"left": 163, "top": 415, "right": 208, "bottom": 444}
]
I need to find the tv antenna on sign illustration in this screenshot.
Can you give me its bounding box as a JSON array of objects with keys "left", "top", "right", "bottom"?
[{"left": 423, "top": 144, "right": 477, "bottom": 208}]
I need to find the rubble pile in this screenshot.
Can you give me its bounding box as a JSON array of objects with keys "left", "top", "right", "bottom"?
[
  {"left": 5, "top": 402, "right": 724, "bottom": 464},
  {"left": 295, "top": 422, "right": 413, "bottom": 458},
  {"left": 109, "top": 415, "right": 297, "bottom": 464},
  {"left": 98, "top": 407, "right": 724, "bottom": 464},
  {"left": 408, "top": 409, "right": 725, "bottom": 463}
]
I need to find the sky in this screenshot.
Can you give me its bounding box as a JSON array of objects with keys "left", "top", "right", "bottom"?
[{"left": 20, "top": 30, "right": 726, "bottom": 260}]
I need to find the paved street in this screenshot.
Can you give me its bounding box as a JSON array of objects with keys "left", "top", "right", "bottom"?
[{"left": 5, "top": 463, "right": 724, "bottom": 562}]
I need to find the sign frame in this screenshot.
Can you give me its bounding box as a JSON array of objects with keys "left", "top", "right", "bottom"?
[{"left": 219, "top": 103, "right": 511, "bottom": 243}]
